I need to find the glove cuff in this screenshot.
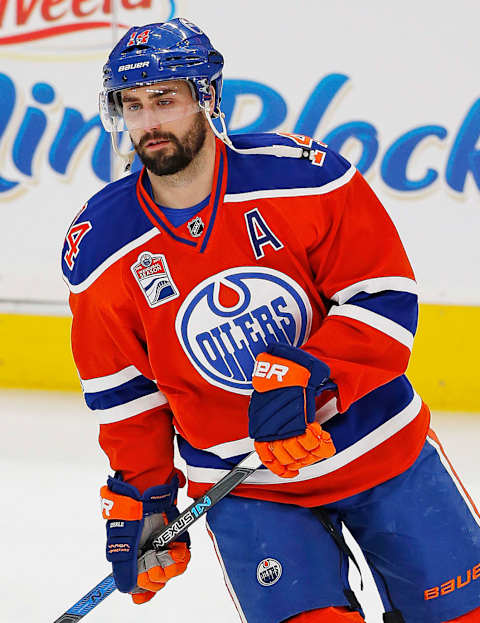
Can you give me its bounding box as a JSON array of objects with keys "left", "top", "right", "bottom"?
[
  {"left": 104, "top": 474, "right": 180, "bottom": 518},
  {"left": 266, "top": 343, "right": 334, "bottom": 391},
  {"left": 142, "top": 475, "right": 180, "bottom": 515}
]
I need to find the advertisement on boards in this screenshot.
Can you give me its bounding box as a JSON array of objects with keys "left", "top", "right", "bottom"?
[
  {"left": 0, "top": 1, "right": 478, "bottom": 405},
  {"left": 0, "top": 1, "right": 479, "bottom": 307}
]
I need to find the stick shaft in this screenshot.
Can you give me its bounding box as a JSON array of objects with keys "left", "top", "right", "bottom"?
[
  {"left": 53, "top": 574, "right": 116, "bottom": 622},
  {"left": 152, "top": 451, "right": 262, "bottom": 549}
]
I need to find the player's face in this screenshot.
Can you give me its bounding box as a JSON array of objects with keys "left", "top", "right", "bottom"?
[{"left": 124, "top": 81, "right": 208, "bottom": 176}]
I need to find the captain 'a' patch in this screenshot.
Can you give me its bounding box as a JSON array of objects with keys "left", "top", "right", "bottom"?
[
  {"left": 244, "top": 208, "right": 284, "bottom": 259},
  {"left": 130, "top": 252, "right": 179, "bottom": 308}
]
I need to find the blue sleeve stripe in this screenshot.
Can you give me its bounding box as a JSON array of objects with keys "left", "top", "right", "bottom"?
[
  {"left": 331, "top": 277, "right": 418, "bottom": 305},
  {"left": 84, "top": 375, "right": 161, "bottom": 410},
  {"left": 344, "top": 291, "right": 418, "bottom": 334},
  {"left": 177, "top": 435, "right": 252, "bottom": 470}
]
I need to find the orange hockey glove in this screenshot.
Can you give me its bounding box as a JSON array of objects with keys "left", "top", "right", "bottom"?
[
  {"left": 130, "top": 514, "right": 191, "bottom": 604},
  {"left": 100, "top": 474, "right": 190, "bottom": 604},
  {"left": 249, "top": 343, "right": 337, "bottom": 478},
  {"left": 254, "top": 421, "right": 336, "bottom": 478}
]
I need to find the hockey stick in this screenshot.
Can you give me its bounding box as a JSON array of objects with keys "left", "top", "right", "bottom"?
[{"left": 53, "top": 450, "right": 262, "bottom": 622}]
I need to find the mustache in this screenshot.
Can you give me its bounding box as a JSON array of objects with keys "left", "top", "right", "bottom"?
[{"left": 138, "top": 130, "right": 180, "bottom": 150}]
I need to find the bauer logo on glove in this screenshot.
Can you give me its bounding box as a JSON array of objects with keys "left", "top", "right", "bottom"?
[
  {"left": 249, "top": 343, "right": 337, "bottom": 478},
  {"left": 252, "top": 356, "right": 311, "bottom": 390}
]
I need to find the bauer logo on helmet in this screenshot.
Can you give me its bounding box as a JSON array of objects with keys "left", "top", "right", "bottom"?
[{"left": 117, "top": 62, "right": 150, "bottom": 72}]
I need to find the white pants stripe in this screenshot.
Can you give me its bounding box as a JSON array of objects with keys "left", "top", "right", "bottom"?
[
  {"left": 206, "top": 519, "right": 248, "bottom": 623},
  {"left": 427, "top": 434, "right": 480, "bottom": 528}
]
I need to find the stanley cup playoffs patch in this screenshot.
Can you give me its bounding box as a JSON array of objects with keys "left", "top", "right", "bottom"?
[{"left": 131, "top": 251, "right": 179, "bottom": 308}]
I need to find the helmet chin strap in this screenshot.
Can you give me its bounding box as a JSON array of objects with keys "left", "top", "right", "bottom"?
[
  {"left": 110, "top": 131, "right": 136, "bottom": 172},
  {"left": 202, "top": 103, "right": 242, "bottom": 153}
]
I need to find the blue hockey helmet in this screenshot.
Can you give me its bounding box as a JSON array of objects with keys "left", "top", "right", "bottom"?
[{"left": 100, "top": 17, "right": 224, "bottom": 133}]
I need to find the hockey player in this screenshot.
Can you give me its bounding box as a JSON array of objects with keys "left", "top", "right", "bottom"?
[{"left": 62, "top": 17, "right": 480, "bottom": 623}]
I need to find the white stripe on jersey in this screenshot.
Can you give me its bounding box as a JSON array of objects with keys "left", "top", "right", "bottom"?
[
  {"left": 81, "top": 365, "right": 144, "bottom": 394},
  {"left": 330, "top": 277, "right": 419, "bottom": 306},
  {"left": 94, "top": 391, "right": 168, "bottom": 425},
  {"left": 223, "top": 165, "right": 356, "bottom": 203},
  {"left": 64, "top": 228, "right": 160, "bottom": 294},
  {"left": 205, "top": 437, "right": 255, "bottom": 458},
  {"left": 328, "top": 304, "right": 415, "bottom": 351},
  {"left": 232, "top": 145, "right": 303, "bottom": 158},
  {"left": 315, "top": 397, "right": 339, "bottom": 425},
  {"left": 187, "top": 393, "right": 422, "bottom": 485}
]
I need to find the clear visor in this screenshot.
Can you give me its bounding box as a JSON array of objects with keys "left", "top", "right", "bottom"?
[{"left": 99, "top": 85, "right": 202, "bottom": 133}]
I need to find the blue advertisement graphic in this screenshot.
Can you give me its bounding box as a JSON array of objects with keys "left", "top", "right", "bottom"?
[{"left": 0, "top": 71, "right": 478, "bottom": 195}]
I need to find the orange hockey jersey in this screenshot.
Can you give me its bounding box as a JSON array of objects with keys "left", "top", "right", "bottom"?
[{"left": 62, "top": 132, "right": 430, "bottom": 506}]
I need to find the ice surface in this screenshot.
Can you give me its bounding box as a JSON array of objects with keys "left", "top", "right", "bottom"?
[{"left": 0, "top": 389, "right": 478, "bottom": 623}]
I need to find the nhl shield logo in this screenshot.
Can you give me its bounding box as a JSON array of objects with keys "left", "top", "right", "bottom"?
[
  {"left": 131, "top": 252, "right": 179, "bottom": 308},
  {"left": 187, "top": 216, "right": 205, "bottom": 238}
]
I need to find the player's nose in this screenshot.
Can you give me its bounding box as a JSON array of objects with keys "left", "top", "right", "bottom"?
[{"left": 141, "top": 107, "right": 164, "bottom": 132}]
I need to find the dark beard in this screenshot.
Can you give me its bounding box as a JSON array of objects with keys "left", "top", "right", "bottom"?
[{"left": 133, "top": 113, "right": 207, "bottom": 176}]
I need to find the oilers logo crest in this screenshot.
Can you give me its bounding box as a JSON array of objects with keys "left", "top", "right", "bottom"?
[
  {"left": 131, "top": 252, "right": 179, "bottom": 308},
  {"left": 175, "top": 267, "right": 312, "bottom": 394},
  {"left": 256, "top": 558, "right": 283, "bottom": 586}
]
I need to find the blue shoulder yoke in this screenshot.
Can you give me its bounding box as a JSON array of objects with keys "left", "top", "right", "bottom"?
[
  {"left": 226, "top": 132, "right": 353, "bottom": 196},
  {"left": 61, "top": 171, "right": 154, "bottom": 289}
]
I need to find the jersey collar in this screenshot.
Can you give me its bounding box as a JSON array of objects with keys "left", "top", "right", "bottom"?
[{"left": 136, "top": 139, "right": 228, "bottom": 253}]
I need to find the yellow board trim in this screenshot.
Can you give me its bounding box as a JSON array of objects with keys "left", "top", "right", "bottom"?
[
  {"left": 407, "top": 304, "right": 479, "bottom": 411},
  {"left": 0, "top": 314, "right": 79, "bottom": 392},
  {"left": 0, "top": 304, "right": 479, "bottom": 410}
]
